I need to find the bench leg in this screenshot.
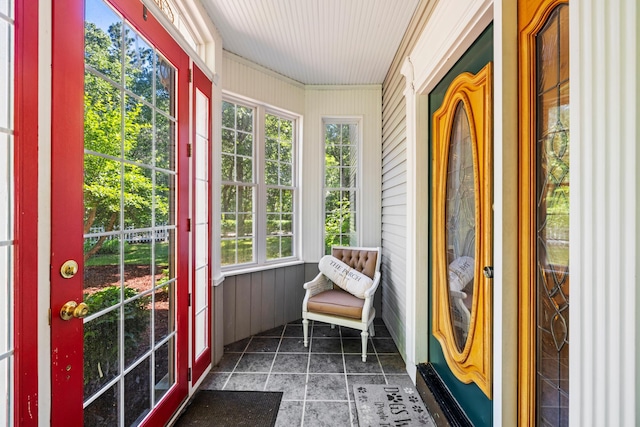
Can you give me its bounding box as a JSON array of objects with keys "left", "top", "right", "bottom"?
[
  {"left": 303, "top": 318, "right": 309, "bottom": 347},
  {"left": 360, "top": 330, "right": 369, "bottom": 362}
]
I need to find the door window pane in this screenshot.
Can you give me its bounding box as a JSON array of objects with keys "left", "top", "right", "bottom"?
[
  {"left": 83, "top": 1, "right": 178, "bottom": 424},
  {"left": 445, "top": 104, "right": 476, "bottom": 351},
  {"left": 535, "top": 5, "right": 570, "bottom": 426}
]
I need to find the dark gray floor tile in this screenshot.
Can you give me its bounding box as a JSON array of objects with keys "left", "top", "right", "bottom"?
[
  {"left": 311, "top": 338, "right": 342, "bottom": 353},
  {"left": 245, "top": 337, "right": 281, "bottom": 353},
  {"left": 209, "top": 319, "right": 428, "bottom": 427},
  {"left": 339, "top": 327, "right": 363, "bottom": 338},
  {"left": 385, "top": 374, "right": 416, "bottom": 390},
  {"left": 308, "top": 353, "right": 345, "bottom": 374},
  {"left": 223, "top": 337, "right": 251, "bottom": 353},
  {"left": 271, "top": 353, "right": 309, "bottom": 373},
  {"left": 256, "top": 325, "right": 284, "bottom": 337},
  {"left": 371, "top": 337, "right": 399, "bottom": 353},
  {"left": 211, "top": 352, "right": 242, "bottom": 372},
  {"left": 198, "top": 372, "right": 230, "bottom": 390},
  {"left": 372, "top": 323, "right": 392, "bottom": 338},
  {"left": 344, "top": 354, "right": 383, "bottom": 374},
  {"left": 342, "top": 338, "right": 373, "bottom": 355},
  {"left": 288, "top": 318, "right": 304, "bottom": 325},
  {"left": 378, "top": 354, "right": 407, "bottom": 374},
  {"left": 312, "top": 325, "right": 341, "bottom": 338},
  {"left": 223, "top": 373, "right": 268, "bottom": 391},
  {"left": 306, "top": 374, "right": 348, "bottom": 401},
  {"left": 278, "top": 337, "right": 308, "bottom": 353},
  {"left": 283, "top": 324, "right": 304, "bottom": 337},
  {"left": 275, "top": 401, "right": 303, "bottom": 427},
  {"left": 304, "top": 401, "right": 351, "bottom": 426},
  {"left": 234, "top": 353, "right": 276, "bottom": 373},
  {"left": 266, "top": 373, "right": 307, "bottom": 401}
]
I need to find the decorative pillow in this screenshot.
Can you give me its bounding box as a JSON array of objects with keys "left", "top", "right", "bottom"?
[
  {"left": 448, "top": 256, "right": 475, "bottom": 292},
  {"left": 318, "top": 255, "right": 374, "bottom": 299}
]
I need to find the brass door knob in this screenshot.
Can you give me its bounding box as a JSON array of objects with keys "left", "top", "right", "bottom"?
[{"left": 60, "top": 301, "right": 89, "bottom": 321}]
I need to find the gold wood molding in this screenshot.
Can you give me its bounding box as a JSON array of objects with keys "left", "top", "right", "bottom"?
[
  {"left": 432, "top": 62, "right": 493, "bottom": 398},
  {"left": 517, "top": 0, "right": 569, "bottom": 425}
]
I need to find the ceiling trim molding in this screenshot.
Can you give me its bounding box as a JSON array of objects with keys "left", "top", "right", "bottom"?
[{"left": 306, "top": 84, "right": 382, "bottom": 91}]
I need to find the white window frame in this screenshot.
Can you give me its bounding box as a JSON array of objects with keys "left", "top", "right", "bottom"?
[
  {"left": 321, "top": 117, "right": 362, "bottom": 255},
  {"left": 221, "top": 93, "right": 300, "bottom": 271},
  {"left": 0, "top": 2, "right": 15, "bottom": 424}
]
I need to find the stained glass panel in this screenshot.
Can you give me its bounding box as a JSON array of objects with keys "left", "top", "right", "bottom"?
[
  {"left": 535, "top": 5, "right": 570, "bottom": 426},
  {"left": 445, "top": 103, "right": 476, "bottom": 351}
]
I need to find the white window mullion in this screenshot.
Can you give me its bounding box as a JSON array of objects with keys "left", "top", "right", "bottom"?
[{"left": 255, "top": 105, "right": 267, "bottom": 264}]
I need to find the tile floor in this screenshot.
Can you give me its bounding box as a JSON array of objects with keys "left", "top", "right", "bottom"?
[{"left": 199, "top": 318, "right": 418, "bottom": 426}]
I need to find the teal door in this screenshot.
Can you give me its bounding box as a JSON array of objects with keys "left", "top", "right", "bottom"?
[{"left": 428, "top": 24, "right": 493, "bottom": 426}]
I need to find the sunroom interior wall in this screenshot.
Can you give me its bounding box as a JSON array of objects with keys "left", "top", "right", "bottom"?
[
  {"left": 302, "top": 86, "right": 383, "bottom": 262},
  {"left": 303, "top": 85, "right": 383, "bottom": 314},
  {"left": 222, "top": 265, "right": 306, "bottom": 344},
  {"left": 380, "top": 0, "right": 434, "bottom": 363}
]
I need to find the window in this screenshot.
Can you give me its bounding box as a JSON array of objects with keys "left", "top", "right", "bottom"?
[
  {"left": 221, "top": 100, "right": 254, "bottom": 265},
  {"left": 265, "top": 113, "right": 294, "bottom": 259},
  {"left": 323, "top": 120, "right": 359, "bottom": 254},
  {"left": 221, "top": 98, "right": 297, "bottom": 267}
]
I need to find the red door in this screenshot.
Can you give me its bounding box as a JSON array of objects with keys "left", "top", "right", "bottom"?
[
  {"left": 190, "top": 65, "right": 213, "bottom": 384},
  {"left": 51, "top": 0, "right": 190, "bottom": 424}
]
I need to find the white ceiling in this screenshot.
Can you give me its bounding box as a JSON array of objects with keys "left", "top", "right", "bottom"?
[{"left": 200, "top": 0, "right": 420, "bottom": 85}]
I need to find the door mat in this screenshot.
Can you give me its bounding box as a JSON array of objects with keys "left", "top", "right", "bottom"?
[
  {"left": 174, "top": 390, "right": 283, "bottom": 427},
  {"left": 353, "top": 384, "right": 436, "bottom": 427}
]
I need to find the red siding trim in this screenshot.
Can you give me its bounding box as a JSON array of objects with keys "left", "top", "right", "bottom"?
[{"left": 14, "top": 0, "right": 40, "bottom": 425}]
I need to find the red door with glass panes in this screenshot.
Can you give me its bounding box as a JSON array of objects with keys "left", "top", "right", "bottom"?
[
  {"left": 190, "top": 65, "right": 213, "bottom": 384},
  {"left": 50, "top": 0, "right": 192, "bottom": 424}
]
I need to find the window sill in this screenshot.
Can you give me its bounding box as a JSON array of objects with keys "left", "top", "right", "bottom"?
[{"left": 221, "top": 259, "right": 305, "bottom": 278}]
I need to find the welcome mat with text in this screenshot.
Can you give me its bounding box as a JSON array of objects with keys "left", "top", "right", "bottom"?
[{"left": 353, "top": 384, "right": 435, "bottom": 427}]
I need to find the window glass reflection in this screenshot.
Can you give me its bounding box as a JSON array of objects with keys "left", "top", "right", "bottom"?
[{"left": 445, "top": 103, "right": 476, "bottom": 351}]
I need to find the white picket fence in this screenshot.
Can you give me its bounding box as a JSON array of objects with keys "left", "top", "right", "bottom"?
[{"left": 87, "top": 225, "right": 169, "bottom": 244}]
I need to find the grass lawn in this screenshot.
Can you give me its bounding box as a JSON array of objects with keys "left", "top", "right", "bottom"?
[{"left": 86, "top": 242, "right": 169, "bottom": 267}]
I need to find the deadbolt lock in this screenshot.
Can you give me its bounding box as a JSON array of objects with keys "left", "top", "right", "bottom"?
[
  {"left": 483, "top": 266, "right": 494, "bottom": 279},
  {"left": 60, "top": 301, "right": 89, "bottom": 321},
  {"left": 60, "top": 260, "right": 79, "bottom": 279}
]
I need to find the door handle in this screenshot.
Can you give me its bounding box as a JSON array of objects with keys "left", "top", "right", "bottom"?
[{"left": 60, "top": 301, "right": 89, "bottom": 321}]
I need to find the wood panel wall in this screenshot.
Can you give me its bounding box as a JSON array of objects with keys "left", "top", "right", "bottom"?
[{"left": 221, "top": 263, "right": 319, "bottom": 345}]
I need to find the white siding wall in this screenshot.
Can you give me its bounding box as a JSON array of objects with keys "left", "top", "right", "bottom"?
[{"left": 380, "top": 0, "right": 433, "bottom": 363}]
